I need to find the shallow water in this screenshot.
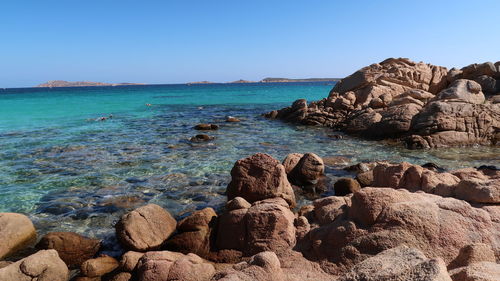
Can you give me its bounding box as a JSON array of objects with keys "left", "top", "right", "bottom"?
[{"left": 0, "top": 83, "right": 499, "bottom": 239}]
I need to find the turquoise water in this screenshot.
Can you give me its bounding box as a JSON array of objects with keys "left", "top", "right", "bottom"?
[{"left": 0, "top": 83, "right": 499, "bottom": 238}]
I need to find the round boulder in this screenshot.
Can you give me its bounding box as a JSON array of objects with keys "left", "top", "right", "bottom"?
[
  {"left": 227, "top": 153, "right": 296, "bottom": 207},
  {"left": 0, "top": 213, "right": 37, "bottom": 259},
  {"left": 115, "top": 204, "right": 176, "bottom": 251},
  {"left": 290, "top": 153, "right": 325, "bottom": 185},
  {"left": 334, "top": 178, "right": 361, "bottom": 196}
]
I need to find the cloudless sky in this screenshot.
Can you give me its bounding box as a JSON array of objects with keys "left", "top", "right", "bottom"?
[{"left": 1, "top": 0, "right": 499, "bottom": 88}]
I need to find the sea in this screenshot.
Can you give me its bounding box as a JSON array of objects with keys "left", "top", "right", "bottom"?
[{"left": 1, "top": 83, "right": 499, "bottom": 239}]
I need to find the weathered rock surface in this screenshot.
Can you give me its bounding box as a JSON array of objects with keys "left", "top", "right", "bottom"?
[
  {"left": 212, "top": 251, "right": 284, "bottom": 281},
  {"left": 36, "top": 231, "right": 100, "bottom": 268},
  {"left": 265, "top": 58, "right": 500, "bottom": 148},
  {"left": 0, "top": 249, "right": 68, "bottom": 281},
  {"left": 288, "top": 153, "right": 325, "bottom": 186},
  {"left": 449, "top": 262, "right": 500, "bottom": 281},
  {"left": 115, "top": 204, "right": 176, "bottom": 251},
  {"left": 340, "top": 246, "right": 452, "bottom": 281},
  {"left": 120, "top": 251, "right": 144, "bottom": 272},
  {"left": 215, "top": 197, "right": 296, "bottom": 256},
  {"left": 334, "top": 178, "right": 361, "bottom": 196},
  {"left": 227, "top": 153, "right": 296, "bottom": 207},
  {"left": 299, "top": 187, "right": 499, "bottom": 275},
  {"left": 0, "top": 213, "right": 36, "bottom": 259}
]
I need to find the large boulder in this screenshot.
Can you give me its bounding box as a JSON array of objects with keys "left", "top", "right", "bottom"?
[
  {"left": 0, "top": 213, "right": 36, "bottom": 259},
  {"left": 36, "top": 232, "right": 100, "bottom": 268},
  {"left": 226, "top": 153, "right": 296, "bottom": 207},
  {"left": 0, "top": 249, "right": 68, "bottom": 281},
  {"left": 165, "top": 207, "right": 217, "bottom": 257},
  {"left": 340, "top": 246, "right": 452, "bottom": 281},
  {"left": 215, "top": 197, "right": 296, "bottom": 256},
  {"left": 115, "top": 204, "right": 177, "bottom": 251},
  {"left": 301, "top": 188, "right": 499, "bottom": 275},
  {"left": 433, "top": 79, "right": 485, "bottom": 104}
]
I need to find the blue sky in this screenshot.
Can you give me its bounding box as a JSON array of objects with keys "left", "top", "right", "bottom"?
[{"left": 1, "top": 0, "right": 499, "bottom": 88}]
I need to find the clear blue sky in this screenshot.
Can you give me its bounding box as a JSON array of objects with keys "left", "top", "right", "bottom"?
[{"left": 1, "top": 0, "right": 499, "bottom": 88}]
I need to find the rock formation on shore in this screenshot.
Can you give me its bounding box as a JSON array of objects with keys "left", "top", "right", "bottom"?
[
  {"left": 0, "top": 153, "right": 498, "bottom": 280},
  {"left": 37, "top": 80, "right": 143, "bottom": 87},
  {"left": 265, "top": 58, "right": 500, "bottom": 148}
]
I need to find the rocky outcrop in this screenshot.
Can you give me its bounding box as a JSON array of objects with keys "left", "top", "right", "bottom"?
[
  {"left": 226, "top": 153, "right": 296, "bottom": 207},
  {"left": 300, "top": 187, "right": 499, "bottom": 275},
  {"left": 0, "top": 213, "right": 36, "bottom": 259},
  {"left": 340, "top": 246, "right": 452, "bottom": 281},
  {"left": 36, "top": 232, "right": 100, "bottom": 268},
  {"left": 265, "top": 58, "right": 500, "bottom": 148},
  {"left": 0, "top": 249, "right": 68, "bottom": 281},
  {"left": 115, "top": 204, "right": 177, "bottom": 251}
]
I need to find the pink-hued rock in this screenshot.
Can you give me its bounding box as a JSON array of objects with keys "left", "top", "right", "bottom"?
[
  {"left": 448, "top": 243, "right": 497, "bottom": 270},
  {"left": 0, "top": 249, "right": 69, "bottom": 281},
  {"left": 0, "top": 213, "right": 37, "bottom": 259},
  {"left": 115, "top": 204, "right": 176, "bottom": 251},
  {"left": 227, "top": 153, "right": 296, "bottom": 207},
  {"left": 109, "top": 272, "right": 132, "bottom": 281},
  {"left": 136, "top": 251, "right": 214, "bottom": 281},
  {"left": 282, "top": 153, "right": 303, "bottom": 174},
  {"left": 339, "top": 246, "right": 452, "bottom": 281},
  {"left": 288, "top": 153, "right": 325, "bottom": 186},
  {"left": 212, "top": 251, "right": 285, "bottom": 281},
  {"left": 301, "top": 188, "right": 499, "bottom": 275},
  {"left": 215, "top": 197, "right": 296, "bottom": 256},
  {"left": 120, "top": 251, "right": 144, "bottom": 272}
]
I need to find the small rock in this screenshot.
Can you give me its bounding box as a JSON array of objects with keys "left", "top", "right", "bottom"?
[
  {"left": 190, "top": 134, "right": 214, "bottom": 142},
  {"left": 289, "top": 153, "right": 325, "bottom": 186},
  {"left": 194, "top": 124, "right": 219, "bottom": 130},
  {"left": 120, "top": 251, "right": 144, "bottom": 272},
  {"left": 81, "top": 255, "right": 119, "bottom": 277},
  {"left": 226, "top": 116, "right": 241, "bottom": 122}
]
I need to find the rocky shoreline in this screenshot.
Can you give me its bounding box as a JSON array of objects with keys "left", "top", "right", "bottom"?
[
  {"left": 264, "top": 58, "right": 500, "bottom": 149},
  {"left": 0, "top": 151, "right": 498, "bottom": 280}
]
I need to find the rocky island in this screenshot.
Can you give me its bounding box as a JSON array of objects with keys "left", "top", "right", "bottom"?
[
  {"left": 261, "top": 77, "right": 341, "bottom": 83},
  {"left": 37, "top": 80, "right": 144, "bottom": 87}
]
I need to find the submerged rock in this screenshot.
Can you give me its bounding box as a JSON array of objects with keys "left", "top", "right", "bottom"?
[{"left": 194, "top": 124, "right": 219, "bottom": 130}]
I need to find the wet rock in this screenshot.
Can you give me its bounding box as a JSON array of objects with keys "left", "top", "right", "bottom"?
[
  {"left": 322, "top": 156, "right": 350, "bottom": 166},
  {"left": 115, "top": 204, "right": 176, "bottom": 251},
  {"left": 226, "top": 153, "right": 296, "bottom": 207},
  {"left": 225, "top": 116, "right": 241, "bottom": 122},
  {"left": 36, "top": 232, "right": 101, "bottom": 268},
  {"left": 334, "top": 178, "right": 361, "bottom": 196},
  {"left": 212, "top": 251, "right": 284, "bottom": 281},
  {"left": 340, "top": 246, "right": 451, "bottom": 281},
  {"left": 190, "top": 134, "right": 214, "bottom": 142},
  {"left": 289, "top": 153, "right": 325, "bottom": 186},
  {"left": 194, "top": 124, "right": 219, "bottom": 130},
  {"left": 0, "top": 249, "right": 68, "bottom": 281},
  {"left": 449, "top": 262, "right": 500, "bottom": 281},
  {"left": 81, "top": 255, "right": 119, "bottom": 277},
  {"left": 165, "top": 207, "right": 217, "bottom": 257},
  {"left": 0, "top": 212, "right": 36, "bottom": 259}
]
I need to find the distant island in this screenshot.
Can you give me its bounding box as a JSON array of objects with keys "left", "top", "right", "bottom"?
[
  {"left": 186, "top": 81, "right": 216, "bottom": 85},
  {"left": 37, "top": 80, "right": 144, "bottom": 87},
  {"left": 229, "top": 79, "right": 256, "bottom": 83},
  {"left": 260, "top": 77, "right": 340, "bottom": 83}
]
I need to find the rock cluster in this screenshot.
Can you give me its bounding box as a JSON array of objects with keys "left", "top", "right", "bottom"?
[
  {"left": 265, "top": 58, "right": 500, "bottom": 148},
  {"left": 1, "top": 153, "right": 498, "bottom": 281}
]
